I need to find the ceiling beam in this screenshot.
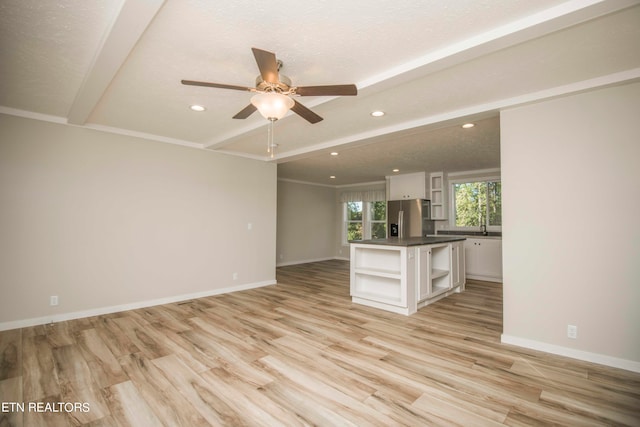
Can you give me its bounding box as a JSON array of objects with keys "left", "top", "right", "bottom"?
[
  {"left": 201, "top": 0, "right": 639, "bottom": 152},
  {"left": 269, "top": 67, "right": 640, "bottom": 163},
  {"left": 67, "top": 0, "right": 165, "bottom": 125},
  {"left": 355, "top": 0, "right": 640, "bottom": 93}
]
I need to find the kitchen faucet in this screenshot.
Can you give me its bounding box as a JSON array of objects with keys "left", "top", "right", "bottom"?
[{"left": 480, "top": 224, "right": 488, "bottom": 236}]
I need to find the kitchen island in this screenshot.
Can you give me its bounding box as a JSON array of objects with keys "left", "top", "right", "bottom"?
[{"left": 350, "top": 236, "right": 466, "bottom": 315}]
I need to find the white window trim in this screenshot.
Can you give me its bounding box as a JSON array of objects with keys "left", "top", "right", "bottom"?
[{"left": 448, "top": 174, "right": 502, "bottom": 232}]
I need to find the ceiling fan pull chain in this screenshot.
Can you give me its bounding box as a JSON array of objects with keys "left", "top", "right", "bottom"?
[
  {"left": 267, "top": 118, "right": 275, "bottom": 156},
  {"left": 268, "top": 119, "right": 278, "bottom": 159}
]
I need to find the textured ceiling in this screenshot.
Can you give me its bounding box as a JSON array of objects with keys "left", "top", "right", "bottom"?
[
  {"left": 1, "top": 0, "right": 639, "bottom": 185},
  {"left": 278, "top": 115, "right": 502, "bottom": 185}
]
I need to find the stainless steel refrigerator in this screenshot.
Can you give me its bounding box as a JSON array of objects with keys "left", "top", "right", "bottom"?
[{"left": 387, "top": 199, "right": 435, "bottom": 238}]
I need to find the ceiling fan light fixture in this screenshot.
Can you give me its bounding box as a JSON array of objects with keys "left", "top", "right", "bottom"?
[{"left": 251, "top": 92, "right": 294, "bottom": 120}]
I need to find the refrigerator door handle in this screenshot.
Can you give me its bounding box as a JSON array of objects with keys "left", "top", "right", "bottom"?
[{"left": 398, "top": 210, "right": 404, "bottom": 238}]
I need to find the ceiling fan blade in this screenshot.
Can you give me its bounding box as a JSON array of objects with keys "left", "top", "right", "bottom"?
[
  {"left": 181, "top": 80, "right": 253, "bottom": 92},
  {"left": 232, "top": 104, "right": 257, "bottom": 119},
  {"left": 291, "top": 100, "right": 323, "bottom": 124},
  {"left": 251, "top": 48, "right": 279, "bottom": 84},
  {"left": 295, "top": 84, "right": 358, "bottom": 97}
]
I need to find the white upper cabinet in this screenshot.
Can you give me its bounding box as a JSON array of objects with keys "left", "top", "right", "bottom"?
[
  {"left": 388, "top": 172, "right": 426, "bottom": 200},
  {"left": 429, "top": 172, "right": 447, "bottom": 220}
]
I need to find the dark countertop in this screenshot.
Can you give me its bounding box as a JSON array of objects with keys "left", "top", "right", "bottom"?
[
  {"left": 437, "top": 230, "right": 502, "bottom": 237},
  {"left": 351, "top": 236, "right": 466, "bottom": 247}
]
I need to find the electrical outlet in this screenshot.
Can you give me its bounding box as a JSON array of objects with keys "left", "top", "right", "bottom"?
[
  {"left": 567, "top": 324, "right": 577, "bottom": 339},
  {"left": 50, "top": 296, "right": 59, "bottom": 306},
  {"left": 232, "top": 273, "right": 238, "bottom": 281}
]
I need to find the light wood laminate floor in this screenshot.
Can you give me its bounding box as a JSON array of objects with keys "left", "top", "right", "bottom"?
[{"left": 1, "top": 260, "right": 639, "bottom": 426}]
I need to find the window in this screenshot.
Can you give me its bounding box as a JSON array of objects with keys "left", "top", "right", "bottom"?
[
  {"left": 451, "top": 178, "right": 501, "bottom": 230},
  {"left": 344, "top": 201, "right": 386, "bottom": 242},
  {"left": 346, "top": 201, "right": 363, "bottom": 241}
]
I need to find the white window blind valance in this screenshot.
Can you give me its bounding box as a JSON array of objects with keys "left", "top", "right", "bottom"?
[{"left": 339, "top": 190, "right": 386, "bottom": 203}]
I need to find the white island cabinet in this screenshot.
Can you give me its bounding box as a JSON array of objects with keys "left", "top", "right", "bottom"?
[{"left": 350, "top": 237, "right": 466, "bottom": 315}]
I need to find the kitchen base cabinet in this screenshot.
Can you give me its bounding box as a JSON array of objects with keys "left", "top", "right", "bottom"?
[{"left": 464, "top": 238, "right": 502, "bottom": 282}]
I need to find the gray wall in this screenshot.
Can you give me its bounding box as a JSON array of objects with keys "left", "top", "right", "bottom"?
[
  {"left": 500, "top": 82, "right": 640, "bottom": 371},
  {"left": 0, "top": 114, "right": 277, "bottom": 329},
  {"left": 276, "top": 180, "right": 336, "bottom": 266},
  {"left": 275, "top": 180, "right": 387, "bottom": 264}
]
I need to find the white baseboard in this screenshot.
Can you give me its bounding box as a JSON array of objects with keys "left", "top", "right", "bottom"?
[
  {"left": 276, "top": 257, "right": 339, "bottom": 267},
  {"left": 501, "top": 334, "right": 640, "bottom": 373},
  {"left": 0, "top": 280, "right": 276, "bottom": 332},
  {"left": 466, "top": 273, "right": 502, "bottom": 283}
]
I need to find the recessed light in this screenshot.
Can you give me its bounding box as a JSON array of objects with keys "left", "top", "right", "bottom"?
[
  {"left": 393, "top": 169, "right": 400, "bottom": 173},
  {"left": 329, "top": 175, "right": 336, "bottom": 179},
  {"left": 330, "top": 152, "right": 339, "bottom": 156},
  {"left": 190, "top": 105, "right": 206, "bottom": 112},
  {"left": 462, "top": 123, "right": 475, "bottom": 129},
  {"left": 370, "top": 111, "right": 385, "bottom": 117}
]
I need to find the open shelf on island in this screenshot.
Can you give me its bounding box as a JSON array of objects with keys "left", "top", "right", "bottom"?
[
  {"left": 353, "top": 273, "right": 403, "bottom": 306},
  {"left": 354, "top": 247, "right": 401, "bottom": 274},
  {"left": 354, "top": 267, "right": 401, "bottom": 279},
  {"left": 432, "top": 275, "right": 451, "bottom": 296},
  {"left": 351, "top": 244, "right": 408, "bottom": 310},
  {"left": 431, "top": 268, "right": 449, "bottom": 280}
]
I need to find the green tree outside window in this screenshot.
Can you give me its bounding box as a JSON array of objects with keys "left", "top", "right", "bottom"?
[
  {"left": 370, "top": 201, "right": 386, "bottom": 239},
  {"left": 345, "top": 201, "right": 387, "bottom": 241},
  {"left": 347, "top": 202, "right": 363, "bottom": 240},
  {"left": 454, "top": 181, "right": 501, "bottom": 227}
]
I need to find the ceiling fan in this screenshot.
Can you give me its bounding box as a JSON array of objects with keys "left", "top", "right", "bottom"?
[{"left": 181, "top": 47, "right": 358, "bottom": 124}]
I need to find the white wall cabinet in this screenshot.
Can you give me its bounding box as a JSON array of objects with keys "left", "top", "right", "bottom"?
[
  {"left": 429, "top": 172, "right": 447, "bottom": 219},
  {"left": 388, "top": 172, "right": 426, "bottom": 200},
  {"left": 465, "top": 238, "right": 502, "bottom": 282}
]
